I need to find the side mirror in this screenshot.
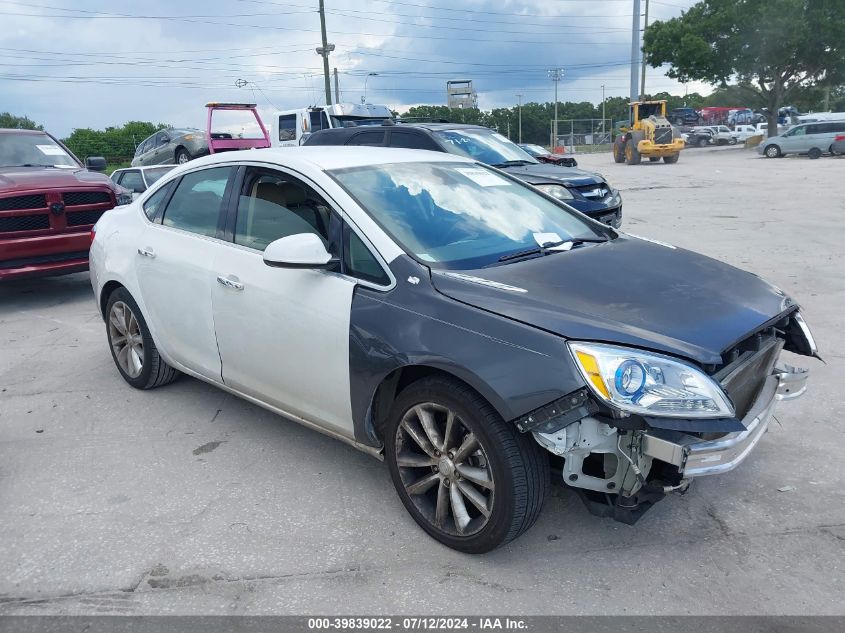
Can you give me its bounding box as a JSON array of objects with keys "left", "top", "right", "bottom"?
[
  {"left": 85, "top": 156, "right": 107, "bottom": 172},
  {"left": 263, "top": 233, "right": 337, "bottom": 269}
]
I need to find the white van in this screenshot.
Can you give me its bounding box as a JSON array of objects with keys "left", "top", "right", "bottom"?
[
  {"left": 757, "top": 119, "right": 845, "bottom": 158},
  {"left": 271, "top": 103, "right": 393, "bottom": 147}
]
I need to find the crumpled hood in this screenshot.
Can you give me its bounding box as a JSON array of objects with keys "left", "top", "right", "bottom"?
[
  {"left": 498, "top": 163, "right": 605, "bottom": 186},
  {"left": 430, "top": 236, "right": 794, "bottom": 365},
  {"left": 0, "top": 166, "right": 116, "bottom": 192}
]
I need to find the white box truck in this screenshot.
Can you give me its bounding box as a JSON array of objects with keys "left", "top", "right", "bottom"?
[{"left": 271, "top": 103, "right": 393, "bottom": 147}]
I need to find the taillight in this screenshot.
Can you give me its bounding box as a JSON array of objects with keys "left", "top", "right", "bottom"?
[{"left": 835, "top": 134, "right": 845, "bottom": 142}]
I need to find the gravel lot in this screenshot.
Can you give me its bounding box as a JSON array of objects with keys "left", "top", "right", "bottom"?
[{"left": 1, "top": 146, "right": 843, "bottom": 615}]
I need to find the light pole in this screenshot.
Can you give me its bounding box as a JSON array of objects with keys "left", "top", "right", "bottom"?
[
  {"left": 516, "top": 94, "right": 523, "bottom": 144},
  {"left": 602, "top": 84, "right": 606, "bottom": 137},
  {"left": 362, "top": 73, "right": 378, "bottom": 104},
  {"left": 549, "top": 68, "right": 563, "bottom": 150},
  {"left": 630, "top": 0, "right": 641, "bottom": 103}
]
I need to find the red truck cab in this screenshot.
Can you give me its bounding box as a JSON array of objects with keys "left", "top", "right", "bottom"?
[{"left": 0, "top": 129, "right": 131, "bottom": 280}]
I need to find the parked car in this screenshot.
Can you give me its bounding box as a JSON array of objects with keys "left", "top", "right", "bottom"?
[
  {"left": 733, "top": 125, "right": 763, "bottom": 142},
  {"left": 0, "top": 128, "right": 131, "bottom": 280},
  {"left": 831, "top": 133, "right": 845, "bottom": 155},
  {"left": 111, "top": 166, "right": 177, "bottom": 200},
  {"left": 757, "top": 120, "right": 845, "bottom": 158},
  {"left": 91, "top": 147, "right": 814, "bottom": 553},
  {"left": 702, "top": 125, "right": 738, "bottom": 145},
  {"left": 131, "top": 128, "right": 208, "bottom": 167},
  {"left": 518, "top": 144, "right": 577, "bottom": 167},
  {"left": 668, "top": 107, "right": 701, "bottom": 126},
  {"left": 683, "top": 128, "right": 714, "bottom": 148},
  {"left": 305, "top": 123, "right": 622, "bottom": 227}
]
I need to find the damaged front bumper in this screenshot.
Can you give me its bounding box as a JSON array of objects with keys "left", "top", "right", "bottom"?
[{"left": 642, "top": 364, "right": 808, "bottom": 478}]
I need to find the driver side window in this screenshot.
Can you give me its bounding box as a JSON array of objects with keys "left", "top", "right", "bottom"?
[{"left": 234, "top": 169, "right": 333, "bottom": 252}]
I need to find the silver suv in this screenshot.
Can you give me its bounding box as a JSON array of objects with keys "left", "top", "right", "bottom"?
[
  {"left": 758, "top": 120, "right": 845, "bottom": 159},
  {"left": 131, "top": 128, "right": 209, "bottom": 167}
]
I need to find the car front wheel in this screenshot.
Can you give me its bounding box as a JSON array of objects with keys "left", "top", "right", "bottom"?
[
  {"left": 385, "top": 376, "right": 549, "bottom": 553},
  {"left": 105, "top": 288, "right": 179, "bottom": 390},
  {"left": 175, "top": 148, "right": 191, "bottom": 164},
  {"left": 764, "top": 144, "right": 782, "bottom": 158}
]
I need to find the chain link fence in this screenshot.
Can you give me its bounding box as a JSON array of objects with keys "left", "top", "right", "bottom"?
[{"left": 550, "top": 119, "right": 620, "bottom": 154}]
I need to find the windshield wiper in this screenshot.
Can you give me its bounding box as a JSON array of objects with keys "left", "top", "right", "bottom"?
[
  {"left": 490, "top": 160, "right": 535, "bottom": 168},
  {"left": 494, "top": 236, "right": 609, "bottom": 264}
]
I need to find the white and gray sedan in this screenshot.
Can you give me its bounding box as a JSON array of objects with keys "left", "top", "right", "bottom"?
[{"left": 90, "top": 147, "right": 813, "bottom": 552}]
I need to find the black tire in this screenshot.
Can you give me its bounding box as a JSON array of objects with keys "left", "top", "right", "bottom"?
[
  {"left": 385, "top": 376, "right": 549, "bottom": 553},
  {"left": 175, "top": 148, "right": 191, "bottom": 165},
  {"left": 697, "top": 137, "right": 708, "bottom": 148},
  {"left": 764, "top": 144, "right": 781, "bottom": 158},
  {"left": 105, "top": 287, "right": 180, "bottom": 390},
  {"left": 663, "top": 153, "right": 679, "bottom": 164},
  {"left": 612, "top": 138, "right": 626, "bottom": 164},
  {"left": 625, "top": 140, "right": 642, "bottom": 165},
  {"left": 807, "top": 147, "right": 822, "bottom": 160},
  {"left": 728, "top": 137, "right": 738, "bottom": 145}
]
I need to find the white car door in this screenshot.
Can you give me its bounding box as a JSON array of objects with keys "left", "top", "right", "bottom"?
[
  {"left": 135, "top": 165, "right": 237, "bottom": 380},
  {"left": 210, "top": 166, "right": 361, "bottom": 437}
]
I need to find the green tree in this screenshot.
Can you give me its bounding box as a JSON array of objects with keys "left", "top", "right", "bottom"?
[
  {"left": 62, "top": 121, "right": 169, "bottom": 164},
  {"left": 0, "top": 112, "right": 43, "bottom": 130},
  {"left": 644, "top": 0, "right": 845, "bottom": 136}
]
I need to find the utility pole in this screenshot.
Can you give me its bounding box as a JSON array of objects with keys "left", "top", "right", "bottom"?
[
  {"left": 316, "top": 0, "right": 334, "bottom": 105},
  {"left": 333, "top": 68, "right": 340, "bottom": 103},
  {"left": 549, "top": 68, "right": 563, "bottom": 150},
  {"left": 630, "top": 0, "right": 641, "bottom": 103},
  {"left": 640, "top": 0, "right": 650, "bottom": 99},
  {"left": 601, "top": 84, "right": 606, "bottom": 137},
  {"left": 516, "top": 94, "right": 523, "bottom": 144}
]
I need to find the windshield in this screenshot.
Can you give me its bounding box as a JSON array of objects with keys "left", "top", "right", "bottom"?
[
  {"left": 144, "top": 166, "right": 175, "bottom": 185},
  {"left": 0, "top": 132, "right": 78, "bottom": 168},
  {"left": 330, "top": 161, "right": 606, "bottom": 270},
  {"left": 434, "top": 129, "right": 538, "bottom": 166},
  {"left": 522, "top": 144, "right": 548, "bottom": 156}
]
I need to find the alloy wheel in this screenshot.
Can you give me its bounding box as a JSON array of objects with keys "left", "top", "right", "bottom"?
[
  {"left": 108, "top": 301, "right": 144, "bottom": 378},
  {"left": 395, "top": 402, "right": 495, "bottom": 537}
]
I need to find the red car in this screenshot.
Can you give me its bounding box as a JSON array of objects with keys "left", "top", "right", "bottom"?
[
  {"left": 0, "top": 129, "right": 131, "bottom": 281},
  {"left": 518, "top": 143, "right": 578, "bottom": 167}
]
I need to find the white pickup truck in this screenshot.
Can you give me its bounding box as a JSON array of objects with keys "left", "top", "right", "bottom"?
[{"left": 271, "top": 103, "right": 393, "bottom": 147}]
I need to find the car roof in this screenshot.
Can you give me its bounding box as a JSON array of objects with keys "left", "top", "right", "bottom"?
[
  {"left": 0, "top": 128, "right": 49, "bottom": 135},
  {"left": 169, "top": 146, "right": 472, "bottom": 174}
]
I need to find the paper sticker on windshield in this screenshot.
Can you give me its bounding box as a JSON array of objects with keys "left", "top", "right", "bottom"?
[
  {"left": 533, "top": 232, "right": 562, "bottom": 247},
  {"left": 36, "top": 144, "right": 66, "bottom": 156},
  {"left": 455, "top": 167, "right": 509, "bottom": 187}
]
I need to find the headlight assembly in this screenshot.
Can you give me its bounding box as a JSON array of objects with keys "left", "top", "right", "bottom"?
[
  {"left": 568, "top": 342, "right": 735, "bottom": 419},
  {"left": 536, "top": 184, "right": 575, "bottom": 200}
]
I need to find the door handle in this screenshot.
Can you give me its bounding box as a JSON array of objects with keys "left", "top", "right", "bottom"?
[
  {"left": 217, "top": 275, "right": 244, "bottom": 291},
  {"left": 137, "top": 247, "right": 155, "bottom": 258}
]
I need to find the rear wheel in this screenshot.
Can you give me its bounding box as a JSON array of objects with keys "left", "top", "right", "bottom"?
[
  {"left": 385, "top": 376, "right": 549, "bottom": 553},
  {"left": 764, "top": 144, "right": 781, "bottom": 158},
  {"left": 807, "top": 147, "right": 822, "bottom": 160},
  {"left": 663, "top": 153, "right": 679, "bottom": 164},
  {"left": 612, "top": 138, "right": 626, "bottom": 163},
  {"left": 625, "top": 140, "right": 642, "bottom": 165},
  {"left": 105, "top": 288, "right": 179, "bottom": 390},
  {"left": 729, "top": 137, "right": 738, "bottom": 145}
]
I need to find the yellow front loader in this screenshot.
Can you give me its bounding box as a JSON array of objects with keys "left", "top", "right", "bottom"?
[{"left": 612, "top": 100, "right": 685, "bottom": 164}]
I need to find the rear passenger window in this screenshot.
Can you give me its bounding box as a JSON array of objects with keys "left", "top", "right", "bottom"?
[
  {"left": 234, "top": 169, "right": 333, "bottom": 252},
  {"left": 142, "top": 182, "right": 172, "bottom": 221},
  {"left": 349, "top": 130, "right": 385, "bottom": 146},
  {"left": 343, "top": 224, "right": 390, "bottom": 286},
  {"left": 161, "top": 167, "right": 233, "bottom": 237},
  {"left": 389, "top": 131, "right": 439, "bottom": 151}
]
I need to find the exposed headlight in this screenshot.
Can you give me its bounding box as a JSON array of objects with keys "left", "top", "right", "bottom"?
[
  {"left": 116, "top": 192, "right": 133, "bottom": 206},
  {"left": 568, "top": 342, "right": 735, "bottom": 419},
  {"left": 183, "top": 134, "right": 197, "bottom": 141},
  {"left": 536, "top": 184, "right": 574, "bottom": 200},
  {"left": 793, "top": 312, "right": 817, "bottom": 355}
]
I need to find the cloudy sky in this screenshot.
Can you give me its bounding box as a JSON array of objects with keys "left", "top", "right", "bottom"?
[{"left": 1, "top": 0, "right": 704, "bottom": 137}]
